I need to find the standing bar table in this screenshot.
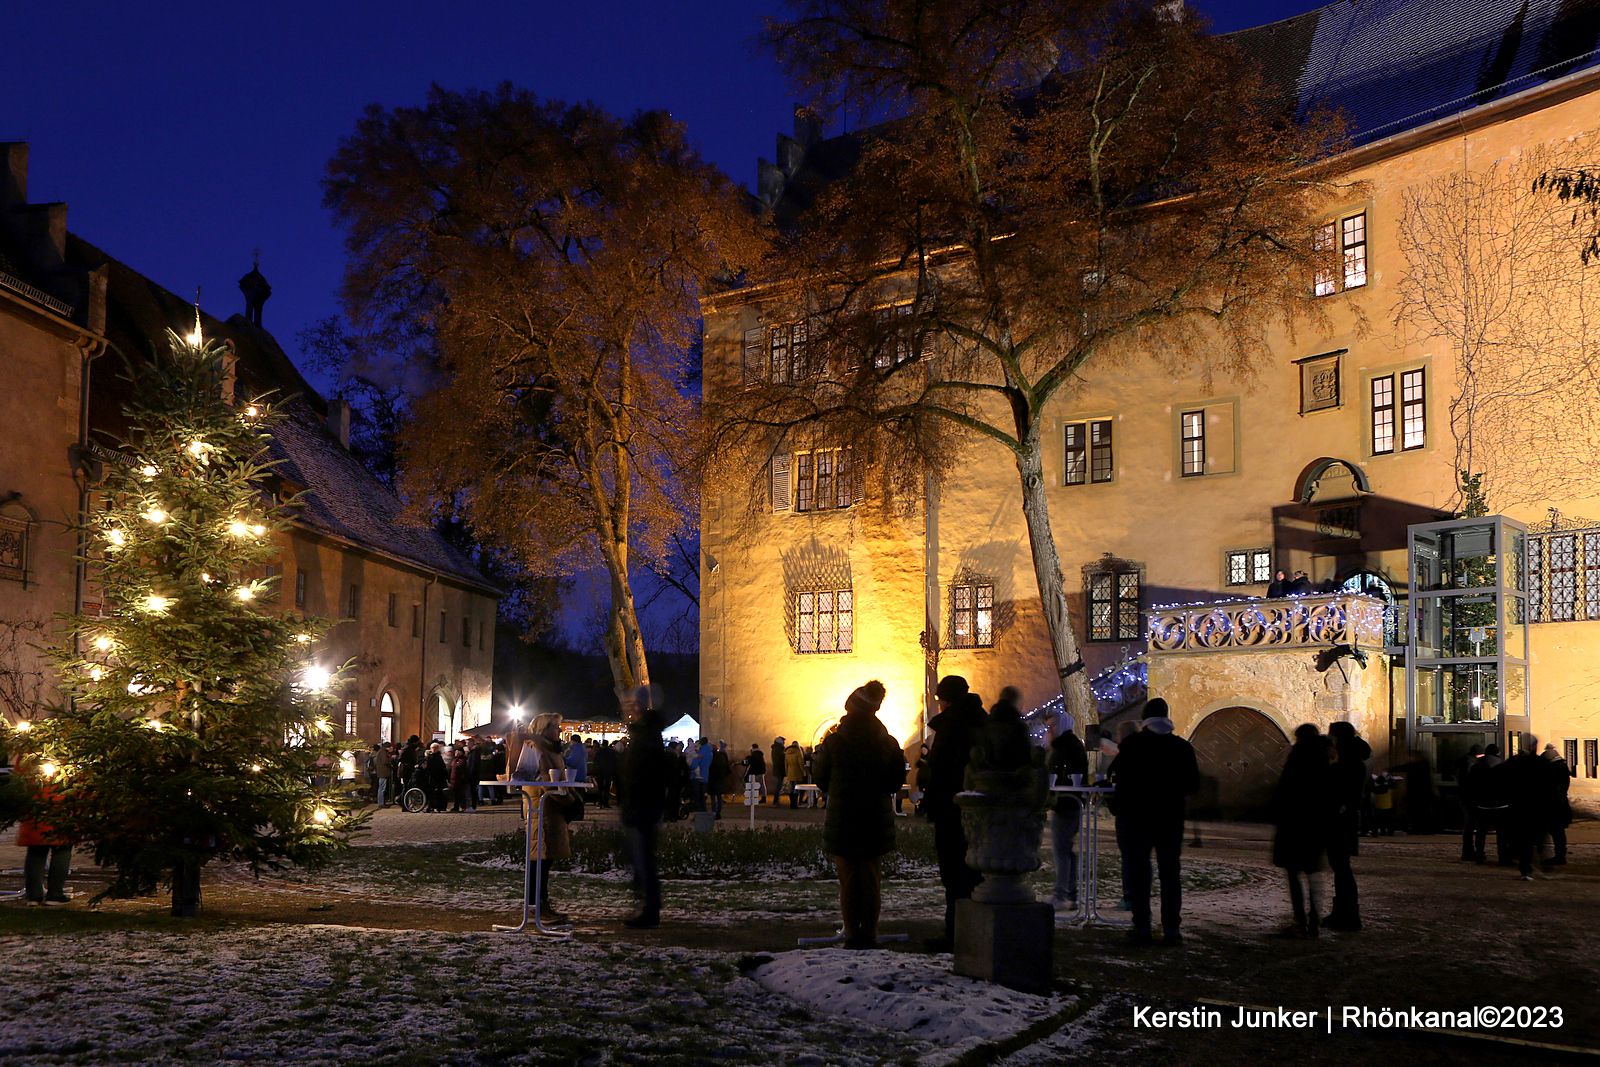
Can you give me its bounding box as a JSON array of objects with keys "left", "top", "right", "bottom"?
[
  {"left": 1050, "top": 784, "right": 1130, "bottom": 927},
  {"left": 485, "top": 778, "right": 594, "bottom": 937}
]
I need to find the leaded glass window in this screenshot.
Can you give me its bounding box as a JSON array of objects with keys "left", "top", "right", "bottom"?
[
  {"left": 1087, "top": 566, "right": 1141, "bottom": 641},
  {"left": 796, "top": 589, "right": 853, "bottom": 653},
  {"left": 1550, "top": 535, "right": 1576, "bottom": 621},
  {"left": 951, "top": 583, "right": 994, "bottom": 648}
]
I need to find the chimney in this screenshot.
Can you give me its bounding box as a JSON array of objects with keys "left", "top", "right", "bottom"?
[
  {"left": 1, "top": 142, "right": 27, "bottom": 210},
  {"left": 327, "top": 398, "right": 351, "bottom": 448}
]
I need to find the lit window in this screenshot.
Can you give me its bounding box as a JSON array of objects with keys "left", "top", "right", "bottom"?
[
  {"left": 1226, "top": 549, "right": 1274, "bottom": 586},
  {"left": 790, "top": 448, "right": 855, "bottom": 512},
  {"left": 951, "top": 583, "right": 995, "bottom": 648},
  {"left": 1065, "top": 420, "right": 1114, "bottom": 485},
  {"left": 1181, "top": 411, "right": 1205, "bottom": 476},
  {"left": 1371, "top": 375, "right": 1395, "bottom": 454},
  {"left": 1400, "top": 369, "right": 1425, "bottom": 449},
  {"left": 344, "top": 701, "right": 357, "bottom": 737},
  {"left": 1313, "top": 211, "right": 1368, "bottom": 295},
  {"left": 295, "top": 569, "right": 308, "bottom": 608},
  {"left": 1064, "top": 424, "right": 1086, "bottom": 485},
  {"left": 1086, "top": 566, "right": 1141, "bottom": 641},
  {"left": 795, "top": 589, "right": 853, "bottom": 653}
]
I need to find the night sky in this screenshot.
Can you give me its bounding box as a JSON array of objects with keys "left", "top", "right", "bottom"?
[{"left": 4, "top": 0, "right": 1324, "bottom": 356}]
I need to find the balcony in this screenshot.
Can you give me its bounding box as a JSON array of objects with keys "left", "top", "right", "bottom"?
[{"left": 1147, "top": 592, "right": 1386, "bottom": 654}]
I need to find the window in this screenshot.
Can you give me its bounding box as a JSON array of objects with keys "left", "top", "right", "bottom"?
[
  {"left": 742, "top": 328, "right": 765, "bottom": 387},
  {"left": 795, "top": 589, "right": 853, "bottom": 653},
  {"left": 1587, "top": 532, "right": 1600, "bottom": 619},
  {"left": 261, "top": 562, "right": 281, "bottom": 601},
  {"left": 1371, "top": 375, "right": 1395, "bottom": 454},
  {"left": 1064, "top": 420, "right": 1114, "bottom": 485},
  {"left": 1564, "top": 739, "right": 1579, "bottom": 771},
  {"left": 1180, "top": 411, "right": 1205, "bottom": 476},
  {"left": 1400, "top": 369, "right": 1425, "bottom": 449},
  {"left": 295, "top": 568, "right": 307, "bottom": 608},
  {"left": 344, "top": 701, "right": 357, "bottom": 737},
  {"left": 1227, "top": 549, "right": 1274, "bottom": 586},
  {"left": 1086, "top": 565, "right": 1141, "bottom": 641},
  {"left": 347, "top": 583, "right": 360, "bottom": 619},
  {"left": 1314, "top": 211, "right": 1367, "bottom": 295},
  {"left": 783, "top": 448, "right": 856, "bottom": 512},
  {"left": 387, "top": 592, "right": 398, "bottom": 627},
  {"left": 463, "top": 616, "right": 472, "bottom": 647},
  {"left": 872, "top": 303, "right": 913, "bottom": 369},
  {"left": 0, "top": 511, "right": 28, "bottom": 582},
  {"left": 1549, "top": 535, "right": 1577, "bottom": 621},
  {"left": 412, "top": 603, "right": 421, "bottom": 638},
  {"left": 950, "top": 583, "right": 994, "bottom": 648},
  {"left": 1587, "top": 739, "right": 1598, "bottom": 780},
  {"left": 439, "top": 611, "right": 447, "bottom": 643},
  {"left": 380, "top": 694, "right": 395, "bottom": 743}
]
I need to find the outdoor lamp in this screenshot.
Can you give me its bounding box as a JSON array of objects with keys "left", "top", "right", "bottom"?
[{"left": 302, "top": 666, "right": 330, "bottom": 691}]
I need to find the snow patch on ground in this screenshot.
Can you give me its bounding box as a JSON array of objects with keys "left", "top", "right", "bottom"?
[{"left": 752, "top": 948, "right": 1076, "bottom": 1064}]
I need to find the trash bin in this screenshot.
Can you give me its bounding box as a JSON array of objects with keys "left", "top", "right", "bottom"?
[{"left": 693, "top": 810, "right": 717, "bottom": 834}]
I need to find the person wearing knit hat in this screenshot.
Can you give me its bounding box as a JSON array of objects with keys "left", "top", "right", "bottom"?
[
  {"left": 924, "top": 674, "right": 989, "bottom": 950},
  {"left": 814, "top": 680, "right": 905, "bottom": 948},
  {"left": 1107, "top": 696, "right": 1200, "bottom": 945}
]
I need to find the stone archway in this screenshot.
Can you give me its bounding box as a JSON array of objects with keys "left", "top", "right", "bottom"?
[{"left": 1189, "top": 707, "right": 1289, "bottom": 821}]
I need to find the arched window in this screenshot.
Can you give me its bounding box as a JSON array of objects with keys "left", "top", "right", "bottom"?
[
  {"left": 435, "top": 694, "right": 452, "bottom": 737},
  {"left": 379, "top": 693, "right": 395, "bottom": 743}
]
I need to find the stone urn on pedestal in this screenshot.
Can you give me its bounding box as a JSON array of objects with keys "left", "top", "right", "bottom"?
[{"left": 952, "top": 744, "right": 1053, "bottom": 992}]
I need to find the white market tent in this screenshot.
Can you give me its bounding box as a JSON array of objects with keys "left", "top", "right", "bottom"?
[{"left": 661, "top": 713, "right": 701, "bottom": 743}]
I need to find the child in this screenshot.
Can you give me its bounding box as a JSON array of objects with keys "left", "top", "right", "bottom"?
[{"left": 1370, "top": 773, "right": 1396, "bottom": 836}]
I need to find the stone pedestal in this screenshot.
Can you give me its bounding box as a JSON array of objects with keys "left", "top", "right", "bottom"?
[{"left": 952, "top": 898, "right": 1054, "bottom": 994}]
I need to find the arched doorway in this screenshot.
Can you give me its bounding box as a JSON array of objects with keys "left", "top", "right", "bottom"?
[
  {"left": 1189, "top": 707, "right": 1289, "bottom": 821},
  {"left": 379, "top": 693, "right": 396, "bottom": 743},
  {"left": 433, "top": 693, "right": 459, "bottom": 740}
]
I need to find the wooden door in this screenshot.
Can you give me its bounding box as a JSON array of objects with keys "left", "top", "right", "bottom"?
[{"left": 1189, "top": 707, "right": 1288, "bottom": 821}]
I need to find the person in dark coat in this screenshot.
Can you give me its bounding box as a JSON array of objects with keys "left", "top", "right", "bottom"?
[
  {"left": 985, "top": 687, "right": 1033, "bottom": 772},
  {"left": 424, "top": 742, "right": 449, "bottom": 812},
  {"left": 1542, "top": 743, "right": 1573, "bottom": 869},
  {"left": 708, "top": 741, "right": 733, "bottom": 818},
  {"left": 1273, "top": 725, "right": 1332, "bottom": 938},
  {"left": 924, "top": 675, "right": 989, "bottom": 950},
  {"left": 744, "top": 745, "right": 767, "bottom": 802},
  {"left": 1469, "top": 743, "right": 1507, "bottom": 862},
  {"left": 1456, "top": 743, "right": 1485, "bottom": 861},
  {"left": 1500, "top": 734, "right": 1563, "bottom": 880},
  {"left": 1286, "top": 570, "right": 1312, "bottom": 595},
  {"left": 1049, "top": 710, "right": 1089, "bottom": 910},
  {"left": 592, "top": 741, "right": 617, "bottom": 808},
  {"left": 770, "top": 737, "right": 788, "bottom": 806},
  {"left": 1266, "top": 570, "right": 1289, "bottom": 598},
  {"left": 617, "top": 686, "right": 671, "bottom": 928},
  {"left": 1397, "top": 751, "right": 1440, "bottom": 835},
  {"left": 813, "top": 681, "right": 905, "bottom": 948},
  {"left": 1324, "top": 721, "right": 1371, "bottom": 930},
  {"left": 1108, "top": 699, "right": 1200, "bottom": 945}
]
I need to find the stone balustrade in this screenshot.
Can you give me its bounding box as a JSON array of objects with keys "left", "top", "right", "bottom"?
[{"left": 1146, "top": 592, "right": 1385, "bottom": 654}]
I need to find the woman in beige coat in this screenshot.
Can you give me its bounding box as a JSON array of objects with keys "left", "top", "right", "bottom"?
[{"left": 523, "top": 712, "right": 575, "bottom": 920}]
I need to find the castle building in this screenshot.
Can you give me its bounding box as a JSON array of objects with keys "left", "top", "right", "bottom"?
[
  {"left": 0, "top": 143, "right": 498, "bottom": 746},
  {"left": 698, "top": 0, "right": 1600, "bottom": 814}
]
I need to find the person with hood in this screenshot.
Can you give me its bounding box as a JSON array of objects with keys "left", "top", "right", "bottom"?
[
  {"left": 1324, "top": 721, "right": 1371, "bottom": 931},
  {"left": 424, "top": 741, "right": 449, "bottom": 812},
  {"left": 785, "top": 740, "right": 807, "bottom": 809},
  {"left": 1542, "top": 742, "right": 1573, "bottom": 869},
  {"left": 743, "top": 744, "right": 767, "bottom": 801},
  {"left": 924, "top": 674, "right": 989, "bottom": 951},
  {"left": 709, "top": 741, "right": 733, "bottom": 818},
  {"left": 814, "top": 681, "right": 906, "bottom": 948},
  {"left": 1048, "top": 709, "right": 1089, "bottom": 911},
  {"left": 617, "top": 685, "right": 671, "bottom": 928},
  {"left": 1107, "top": 699, "right": 1200, "bottom": 945},
  {"left": 1500, "top": 734, "right": 1563, "bottom": 879},
  {"left": 1266, "top": 570, "right": 1289, "bottom": 598},
  {"left": 1273, "top": 725, "right": 1333, "bottom": 939}
]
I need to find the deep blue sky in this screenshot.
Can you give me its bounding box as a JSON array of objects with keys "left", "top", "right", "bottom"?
[{"left": 4, "top": 0, "right": 1325, "bottom": 355}]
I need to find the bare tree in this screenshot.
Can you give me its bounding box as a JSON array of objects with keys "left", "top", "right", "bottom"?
[
  {"left": 0, "top": 613, "right": 48, "bottom": 724},
  {"left": 1396, "top": 144, "right": 1600, "bottom": 510},
  {"left": 323, "top": 87, "right": 763, "bottom": 696},
  {"left": 708, "top": 0, "right": 1348, "bottom": 725}
]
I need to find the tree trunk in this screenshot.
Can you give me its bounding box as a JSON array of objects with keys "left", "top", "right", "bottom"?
[
  {"left": 599, "top": 542, "right": 650, "bottom": 701},
  {"left": 1013, "top": 425, "right": 1099, "bottom": 728}
]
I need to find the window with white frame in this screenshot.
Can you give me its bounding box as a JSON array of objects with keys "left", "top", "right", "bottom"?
[
  {"left": 1314, "top": 211, "right": 1368, "bottom": 296},
  {"left": 950, "top": 583, "right": 994, "bottom": 648},
  {"left": 344, "top": 700, "right": 358, "bottom": 737},
  {"left": 1064, "top": 420, "right": 1114, "bottom": 485},
  {"left": 872, "top": 303, "right": 913, "bottom": 369},
  {"left": 1180, "top": 411, "right": 1205, "bottom": 476},
  {"left": 1226, "top": 549, "right": 1274, "bottom": 586},
  {"left": 795, "top": 589, "right": 853, "bottom": 653}
]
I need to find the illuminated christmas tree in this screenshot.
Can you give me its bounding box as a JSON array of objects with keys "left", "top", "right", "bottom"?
[{"left": 8, "top": 326, "right": 359, "bottom": 915}]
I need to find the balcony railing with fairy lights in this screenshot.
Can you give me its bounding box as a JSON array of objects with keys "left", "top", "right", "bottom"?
[{"left": 1146, "top": 592, "right": 1386, "bottom": 654}]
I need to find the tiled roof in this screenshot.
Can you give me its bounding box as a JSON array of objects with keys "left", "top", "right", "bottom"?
[
  {"left": 64, "top": 234, "right": 496, "bottom": 594},
  {"left": 1234, "top": 0, "right": 1600, "bottom": 146},
  {"left": 266, "top": 398, "right": 497, "bottom": 592}
]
